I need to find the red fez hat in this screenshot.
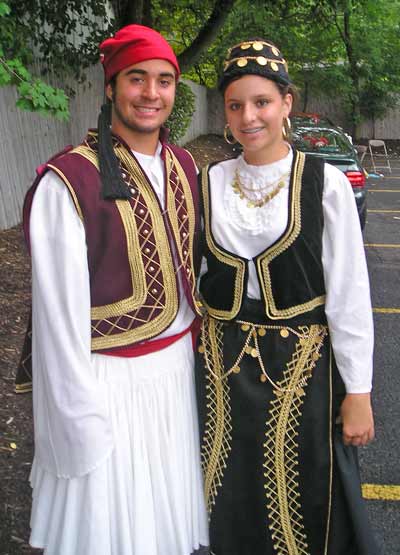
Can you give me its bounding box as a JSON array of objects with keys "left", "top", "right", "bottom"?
[{"left": 99, "top": 24, "right": 180, "bottom": 84}]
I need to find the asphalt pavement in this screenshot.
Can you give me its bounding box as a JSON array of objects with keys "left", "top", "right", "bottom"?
[{"left": 359, "top": 155, "right": 400, "bottom": 554}]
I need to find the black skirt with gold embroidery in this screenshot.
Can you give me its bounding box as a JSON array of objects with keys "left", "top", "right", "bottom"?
[{"left": 196, "top": 299, "right": 379, "bottom": 555}]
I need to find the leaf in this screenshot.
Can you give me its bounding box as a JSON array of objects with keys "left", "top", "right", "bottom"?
[
  {"left": 17, "top": 81, "right": 32, "bottom": 96},
  {"left": 15, "top": 97, "right": 34, "bottom": 111},
  {"left": 0, "top": 64, "right": 11, "bottom": 85},
  {"left": 0, "top": 2, "right": 11, "bottom": 17}
]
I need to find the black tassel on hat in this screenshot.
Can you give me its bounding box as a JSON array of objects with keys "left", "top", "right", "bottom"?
[{"left": 97, "top": 102, "right": 131, "bottom": 200}]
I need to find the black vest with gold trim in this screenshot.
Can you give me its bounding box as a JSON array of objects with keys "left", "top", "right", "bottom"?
[
  {"left": 199, "top": 150, "right": 326, "bottom": 323},
  {"left": 23, "top": 131, "right": 202, "bottom": 352}
]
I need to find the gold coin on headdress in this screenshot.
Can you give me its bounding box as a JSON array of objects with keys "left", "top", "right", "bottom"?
[
  {"left": 241, "top": 42, "right": 251, "bottom": 50},
  {"left": 237, "top": 58, "right": 248, "bottom": 67},
  {"left": 232, "top": 365, "right": 241, "bottom": 374},
  {"left": 259, "top": 374, "right": 267, "bottom": 383},
  {"left": 272, "top": 47, "right": 280, "bottom": 56},
  {"left": 280, "top": 328, "right": 289, "bottom": 338},
  {"left": 256, "top": 56, "right": 267, "bottom": 66},
  {"left": 252, "top": 41, "right": 264, "bottom": 51},
  {"left": 271, "top": 62, "right": 279, "bottom": 72},
  {"left": 258, "top": 328, "right": 266, "bottom": 337},
  {"left": 198, "top": 344, "right": 205, "bottom": 353},
  {"left": 241, "top": 324, "right": 250, "bottom": 331}
]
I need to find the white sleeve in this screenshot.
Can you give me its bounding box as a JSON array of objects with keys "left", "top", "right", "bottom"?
[
  {"left": 30, "top": 171, "right": 114, "bottom": 478},
  {"left": 322, "top": 163, "right": 374, "bottom": 393}
]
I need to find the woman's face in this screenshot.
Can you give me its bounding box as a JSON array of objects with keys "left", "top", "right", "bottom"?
[{"left": 224, "top": 74, "right": 292, "bottom": 164}]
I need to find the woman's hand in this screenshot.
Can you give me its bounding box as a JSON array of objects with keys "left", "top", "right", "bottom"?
[{"left": 340, "top": 393, "right": 375, "bottom": 446}]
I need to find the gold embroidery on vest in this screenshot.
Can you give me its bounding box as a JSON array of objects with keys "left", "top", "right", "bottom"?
[
  {"left": 323, "top": 345, "right": 334, "bottom": 555},
  {"left": 93, "top": 146, "right": 178, "bottom": 348},
  {"left": 75, "top": 140, "right": 147, "bottom": 318},
  {"left": 257, "top": 151, "right": 326, "bottom": 319},
  {"left": 71, "top": 145, "right": 99, "bottom": 168},
  {"left": 68, "top": 142, "right": 180, "bottom": 349},
  {"left": 47, "top": 164, "right": 84, "bottom": 221},
  {"left": 202, "top": 165, "right": 246, "bottom": 320},
  {"left": 263, "top": 324, "right": 328, "bottom": 555},
  {"left": 199, "top": 315, "right": 233, "bottom": 513},
  {"left": 165, "top": 147, "right": 200, "bottom": 313}
]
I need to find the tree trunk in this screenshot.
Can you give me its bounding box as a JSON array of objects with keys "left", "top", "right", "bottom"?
[
  {"left": 342, "top": 1, "right": 361, "bottom": 138},
  {"left": 110, "top": 0, "right": 146, "bottom": 26},
  {"left": 128, "top": 0, "right": 144, "bottom": 24},
  {"left": 177, "top": 0, "right": 236, "bottom": 73},
  {"left": 302, "top": 80, "right": 309, "bottom": 112}
]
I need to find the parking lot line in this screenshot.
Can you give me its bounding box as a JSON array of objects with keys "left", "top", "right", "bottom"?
[
  {"left": 362, "top": 484, "right": 400, "bottom": 501},
  {"left": 364, "top": 244, "right": 400, "bottom": 248},
  {"left": 367, "top": 210, "right": 400, "bottom": 213},
  {"left": 373, "top": 308, "right": 400, "bottom": 314},
  {"left": 368, "top": 189, "right": 400, "bottom": 192}
]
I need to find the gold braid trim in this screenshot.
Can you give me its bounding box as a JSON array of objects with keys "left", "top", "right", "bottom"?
[
  {"left": 200, "top": 315, "right": 233, "bottom": 514},
  {"left": 66, "top": 142, "right": 180, "bottom": 349},
  {"left": 257, "top": 151, "right": 326, "bottom": 319},
  {"left": 15, "top": 382, "right": 33, "bottom": 393},
  {"left": 70, "top": 145, "right": 99, "bottom": 168},
  {"left": 91, "top": 145, "right": 178, "bottom": 348},
  {"left": 47, "top": 164, "right": 84, "bottom": 221},
  {"left": 323, "top": 345, "right": 334, "bottom": 555},
  {"left": 201, "top": 165, "right": 246, "bottom": 320},
  {"left": 57, "top": 146, "right": 148, "bottom": 318},
  {"left": 264, "top": 324, "right": 328, "bottom": 555},
  {"left": 164, "top": 147, "right": 199, "bottom": 309},
  {"left": 91, "top": 199, "right": 147, "bottom": 318}
]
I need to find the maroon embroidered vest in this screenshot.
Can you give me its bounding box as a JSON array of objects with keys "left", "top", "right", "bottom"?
[{"left": 23, "top": 131, "right": 202, "bottom": 353}]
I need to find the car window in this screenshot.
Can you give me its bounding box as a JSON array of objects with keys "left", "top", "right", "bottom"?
[{"left": 292, "top": 127, "right": 353, "bottom": 155}]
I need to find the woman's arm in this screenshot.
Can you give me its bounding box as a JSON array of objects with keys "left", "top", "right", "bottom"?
[{"left": 322, "top": 163, "right": 375, "bottom": 446}]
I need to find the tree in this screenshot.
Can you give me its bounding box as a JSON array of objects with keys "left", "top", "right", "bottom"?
[
  {"left": 210, "top": 0, "right": 400, "bottom": 138},
  {"left": 266, "top": 0, "right": 400, "bottom": 137},
  {"left": 0, "top": 1, "right": 69, "bottom": 120},
  {"left": 2, "top": 0, "right": 399, "bottom": 136}
]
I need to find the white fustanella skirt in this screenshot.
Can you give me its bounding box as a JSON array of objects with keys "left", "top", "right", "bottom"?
[{"left": 29, "top": 334, "right": 209, "bottom": 555}]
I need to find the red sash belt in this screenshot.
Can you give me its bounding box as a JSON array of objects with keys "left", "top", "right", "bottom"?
[{"left": 100, "top": 317, "right": 201, "bottom": 358}]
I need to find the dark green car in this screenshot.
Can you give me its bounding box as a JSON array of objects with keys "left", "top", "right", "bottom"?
[{"left": 291, "top": 124, "right": 367, "bottom": 229}]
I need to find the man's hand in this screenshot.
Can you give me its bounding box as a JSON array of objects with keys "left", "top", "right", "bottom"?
[{"left": 340, "top": 393, "right": 375, "bottom": 446}]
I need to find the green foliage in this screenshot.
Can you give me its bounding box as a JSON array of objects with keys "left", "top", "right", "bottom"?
[
  {"left": 1, "top": 0, "right": 400, "bottom": 130},
  {"left": 0, "top": 2, "right": 10, "bottom": 16},
  {"left": 6, "top": 0, "right": 114, "bottom": 81},
  {"left": 166, "top": 81, "right": 196, "bottom": 143},
  {"left": 0, "top": 1, "right": 69, "bottom": 120}
]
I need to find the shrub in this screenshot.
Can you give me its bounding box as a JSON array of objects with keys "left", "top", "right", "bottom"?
[{"left": 166, "top": 80, "right": 195, "bottom": 143}]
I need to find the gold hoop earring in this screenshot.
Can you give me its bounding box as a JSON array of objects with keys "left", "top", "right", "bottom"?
[
  {"left": 224, "top": 124, "right": 236, "bottom": 145},
  {"left": 282, "top": 117, "right": 291, "bottom": 141}
]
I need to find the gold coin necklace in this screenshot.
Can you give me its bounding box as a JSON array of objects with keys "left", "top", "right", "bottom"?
[{"left": 231, "top": 168, "right": 290, "bottom": 208}]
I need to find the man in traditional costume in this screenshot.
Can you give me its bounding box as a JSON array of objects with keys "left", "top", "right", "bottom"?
[{"left": 17, "top": 24, "right": 209, "bottom": 555}]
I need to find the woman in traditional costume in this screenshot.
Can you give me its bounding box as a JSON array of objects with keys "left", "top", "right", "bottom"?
[{"left": 196, "top": 38, "right": 378, "bottom": 555}]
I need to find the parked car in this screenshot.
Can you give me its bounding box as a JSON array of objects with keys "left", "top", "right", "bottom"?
[
  {"left": 290, "top": 122, "right": 367, "bottom": 228},
  {"left": 290, "top": 111, "right": 336, "bottom": 127},
  {"left": 290, "top": 111, "right": 353, "bottom": 143}
]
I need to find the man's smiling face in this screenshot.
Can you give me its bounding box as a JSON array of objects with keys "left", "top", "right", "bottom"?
[{"left": 106, "top": 59, "right": 176, "bottom": 141}]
